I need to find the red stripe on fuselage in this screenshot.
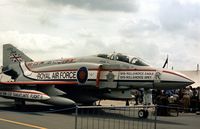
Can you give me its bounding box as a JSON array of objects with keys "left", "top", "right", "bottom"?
[
  {"left": 100, "top": 69, "right": 156, "bottom": 71},
  {"left": 0, "top": 81, "right": 78, "bottom": 85},
  {"left": 163, "top": 70, "right": 193, "bottom": 82},
  {"left": 96, "top": 66, "right": 102, "bottom": 87},
  {"left": 24, "top": 63, "right": 156, "bottom": 73},
  {"left": 0, "top": 90, "right": 44, "bottom": 95}
]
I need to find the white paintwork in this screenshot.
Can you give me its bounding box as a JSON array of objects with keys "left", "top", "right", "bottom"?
[{"left": 0, "top": 90, "right": 50, "bottom": 100}]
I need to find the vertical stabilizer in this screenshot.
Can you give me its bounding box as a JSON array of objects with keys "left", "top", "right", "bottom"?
[{"left": 3, "top": 44, "right": 33, "bottom": 67}]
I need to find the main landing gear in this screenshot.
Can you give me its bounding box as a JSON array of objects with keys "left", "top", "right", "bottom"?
[
  {"left": 138, "top": 109, "right": 149, "bottom": 119},
  {"left": 14, "top": 99, "right": 26, "bottom": 109},
  {"left": 137, "top": 89, "right": 152, "bottom": 119}
]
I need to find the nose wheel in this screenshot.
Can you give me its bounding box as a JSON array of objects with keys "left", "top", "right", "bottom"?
[{"left": 138, "top": 109, "right": 149, "bottom": 119}]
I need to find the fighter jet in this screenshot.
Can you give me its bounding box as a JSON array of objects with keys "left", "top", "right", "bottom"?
[{"left": 0, "top": 44, "right": 194, "bottom": 109}]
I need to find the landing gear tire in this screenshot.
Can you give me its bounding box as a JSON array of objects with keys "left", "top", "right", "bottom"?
[
  {"left": 138, "top": 109, "right": 149, "bottom": 119},
  {"left": 14, "top": 99, "right": 26, "bottom": 110}
]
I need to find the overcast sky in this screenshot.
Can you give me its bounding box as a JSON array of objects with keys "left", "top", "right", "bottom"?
[{"left": 0, "top": 0, "right": 200, "bottom": 70}]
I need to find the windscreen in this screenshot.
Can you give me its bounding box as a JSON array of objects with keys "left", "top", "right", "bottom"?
[
  {"left": 129, "top": 57, "right": 149, "bottom": 66},
  {"left": 97, "top": 53, "right": 149, "bottom": 66}
]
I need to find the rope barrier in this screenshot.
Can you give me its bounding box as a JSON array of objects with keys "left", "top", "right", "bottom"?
[
  {"left": 157, "top": 104, "right": 200, "bottom": 113},
  {"left": 20, "top": 106, "right": 77, "bottom": 114}
]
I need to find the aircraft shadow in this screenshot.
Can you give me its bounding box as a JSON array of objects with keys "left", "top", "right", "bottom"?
[
  {"left": 75, "top": 108, "right": 186, "bottom": 126},
  {"left": 0, "top": 102, "right": 76, "bottom": 116},
  {"left": 0, "top": 102, "right": 187, "bottom": 126}
]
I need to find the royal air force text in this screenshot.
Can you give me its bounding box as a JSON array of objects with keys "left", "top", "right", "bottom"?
[{"left": 37, "top": 71, "right": 77, "bottom": 80}]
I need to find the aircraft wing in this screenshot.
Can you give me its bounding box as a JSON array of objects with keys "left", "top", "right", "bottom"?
[{"left": 0, "top": 81, "right": 77, "bottom": 106}]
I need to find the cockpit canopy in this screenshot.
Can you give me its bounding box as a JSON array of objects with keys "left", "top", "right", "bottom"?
[{"left": 97, "top": 53, "right": 149, "bottom": 66}]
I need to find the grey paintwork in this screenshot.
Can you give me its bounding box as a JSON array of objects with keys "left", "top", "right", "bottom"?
[{"left": 0, "top": 44, "right": 194, "bottom": 106}]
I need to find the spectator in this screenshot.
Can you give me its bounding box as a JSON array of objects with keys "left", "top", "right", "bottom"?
[
  {"left": 156, "top": 90, "right": 169, "bottom": 116},
  {"left": 182, "top": 88, "right": 191, "bottom": 112},
  {"left": 196, "top": 87, "right": 200, "bottom": 115},
  {"left": 134, "top": 90, "right": 139, "bottom": 105}
]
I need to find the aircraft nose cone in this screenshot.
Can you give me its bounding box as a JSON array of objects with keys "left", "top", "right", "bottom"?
[
  {"left": 179, "top": 79, "right": 195, "bottom": 87},
  {"left": 154, "top": 70, "right": 194, "bottom": 89}
]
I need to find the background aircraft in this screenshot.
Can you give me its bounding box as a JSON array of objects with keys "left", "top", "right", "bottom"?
[{"left": 0, "top": 44, "right": 194, "bottom": 109}]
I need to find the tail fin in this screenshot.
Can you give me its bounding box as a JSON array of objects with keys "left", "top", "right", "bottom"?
[{"left": 3, "top": 44, "right": 33, "bottom": 67}]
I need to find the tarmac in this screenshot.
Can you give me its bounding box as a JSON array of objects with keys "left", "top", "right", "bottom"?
[{"left": 0, "top": 97, "right": 200, "bottom": 129}]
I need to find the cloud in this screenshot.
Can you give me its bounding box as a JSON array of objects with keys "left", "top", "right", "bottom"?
[
  {"left": 119, "top": 19, "right": 160, "bottom": 38},
  {"left": 0, "top": 31, "right": 72, "bottom": 61},
  {"left": 0, "top": 31, "right": 112, "bottom": 62},
  {"left": 77, "top": 29, "right": 95, "bottom": 38},
  {"left": 159, "top": 0, "right": 200, "bottom": 31},
  {"left": 1, "top": 0, "right": 200, "bottom": 70},
  {"left": 38, "top": 13, "right": 58, "bottom": 27},
  {"left": 25, "top": 0, "right": 138, "bottom": 12},
  {"left": 0, "top": 30, "right": 160, "bottom": 67}
]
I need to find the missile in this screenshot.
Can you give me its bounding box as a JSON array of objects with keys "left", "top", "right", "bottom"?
[
  {"left": 0, "top": 90, "right": 50, "bottom": 100},
  {"left": 43, "top": 96, "right": 76, "bottom": 106}
]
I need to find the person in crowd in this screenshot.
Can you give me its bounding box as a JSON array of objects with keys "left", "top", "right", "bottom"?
[
  {"left": 155, "top": 90, "right": 169, "bottom": 116},
  {"left": 134, "top": 90, "right": 139, "bottom": 105},
  {"left": 182, "top": 87, "right": 191, "bottom": 112},
  {"left": 196, "top": 87, "right": 200, "bottom": 115}
]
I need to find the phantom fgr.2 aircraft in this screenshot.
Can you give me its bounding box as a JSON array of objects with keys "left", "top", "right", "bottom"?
[{"left": 0, "top": 44, "right": 194, "bottom": 109}]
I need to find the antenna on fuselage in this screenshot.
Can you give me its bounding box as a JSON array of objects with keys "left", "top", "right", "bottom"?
[{"left": 162, "top": 55, "right": 168, "bottom": 68}]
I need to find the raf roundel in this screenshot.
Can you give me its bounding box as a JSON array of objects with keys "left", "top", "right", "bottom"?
[{"left": 77, "top": 67, "right": 88, "bottom": 84}]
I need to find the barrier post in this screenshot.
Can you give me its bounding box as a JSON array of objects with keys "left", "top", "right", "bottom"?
[
  {"left": 154, "top": 105, "right": 157, "bottom": 129},
  {"left": 75, "top": 105, "right": 78, "bottom": 129}
]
